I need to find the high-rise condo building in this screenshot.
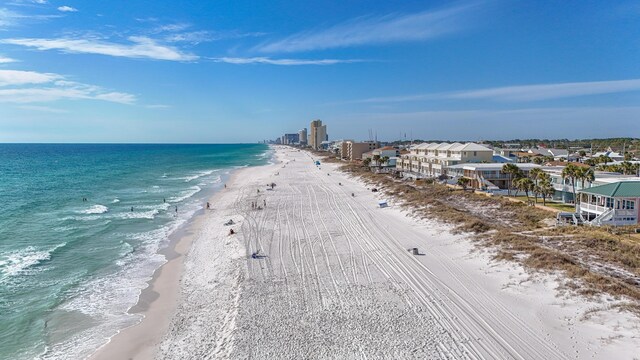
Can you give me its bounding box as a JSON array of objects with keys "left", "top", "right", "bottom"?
[{"left": 309, "top": 119, "right": 327, "bottom": 150}]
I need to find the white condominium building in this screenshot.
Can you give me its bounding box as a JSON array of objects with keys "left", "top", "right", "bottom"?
[{"left": 397, "top": 142, "right": 493, "bottom": 178}]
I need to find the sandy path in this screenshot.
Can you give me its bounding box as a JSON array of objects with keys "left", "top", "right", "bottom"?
[{"left": 156, "top": 146, "right": 639, "bottom": 360}]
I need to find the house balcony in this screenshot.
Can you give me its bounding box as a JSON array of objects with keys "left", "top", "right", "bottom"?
[{"left": 580, "top": 203, "right": 636, "bottom": 217}]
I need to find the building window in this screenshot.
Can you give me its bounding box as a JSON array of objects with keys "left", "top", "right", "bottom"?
[
  {"left": 474, "top": 151, "right": 477, "bottom": 156},
  {"left": 622, "top": 200, "right": 635, "bottom": 210},
  {"left": 606, "top": 198, "right": 614, "bottom": 208}
]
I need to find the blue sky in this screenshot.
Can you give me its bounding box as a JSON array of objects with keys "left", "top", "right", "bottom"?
[{"left": 0, "top": 0, "right": 639, "bottom": 142}]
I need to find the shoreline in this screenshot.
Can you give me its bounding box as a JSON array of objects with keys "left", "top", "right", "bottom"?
[{"left": 89, "top": 165, "right": 255, "bottom": 360}]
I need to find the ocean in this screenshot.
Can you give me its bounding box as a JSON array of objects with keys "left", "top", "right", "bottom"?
[{"left": 0, "top": 143, "right": 270, "bottom": 360}]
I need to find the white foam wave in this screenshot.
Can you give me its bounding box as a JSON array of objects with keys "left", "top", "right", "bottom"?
[
  {"left": 181, "top": 169, "right": 215, "bottom": 182},
  {"left": 61, "top": 215, "right": 102, "bottom": 222},
  {"left": 114, "top": 209, "right": 159, "bottom": 220},
  {"left": 0, "top": 243, "right": 66, "bottom": 279},
  {"left": 112, "top": 198, "right": 120, "bottom": 203},
  {"left": 168, "top": 186, "right": 201, "bottom": 203},
  {"left": 136, "top": 202, "right": 171, "bottom": 211},
  {"left": 78, "top": 205, "right": 109, "bottom": 215}
]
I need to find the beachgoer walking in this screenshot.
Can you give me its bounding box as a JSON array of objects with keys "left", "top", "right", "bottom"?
[
  {"left": 206, "top": 202, "right": 210, "bottom": 209},
  {"left": 224, "top": 184, "right": 227, "bottom": 188}
]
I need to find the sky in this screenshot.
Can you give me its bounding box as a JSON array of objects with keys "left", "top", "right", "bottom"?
[{"left": 0, "top": 0, "right": 639, "bottom": 143}]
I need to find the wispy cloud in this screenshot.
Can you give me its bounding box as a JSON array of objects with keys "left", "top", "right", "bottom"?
[
  {"left": 210, "top": 57, "right": 362, "bottom": 66},
  {"left": 0, "top": 69, "right": 60, "bottom": 86},
  {"left": 0, "top": 55, "right": 18, "bottom": 63},
  {"left": 345, "top": 79, "right": 640, "bottom": 104},
  {"left": 449, "top": 79, "right": 640, "bottom": 101},
  {"left": 57, "top": 6, "right": 77, "bottom": 12},
  {"left": 0, "top": 69, "right": 136, "bottom": 104},
  {"left": 0, "top": 7, "right": 59, "bottom": 28},
  {"left": 255, "top": 2, "right": 480, "bottom": 53},
  {"left": 0, "top": 36, "right": 198, "bottom": 61}
]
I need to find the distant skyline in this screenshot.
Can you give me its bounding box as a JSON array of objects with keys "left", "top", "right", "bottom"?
[{"left": 1, "top": 0, "right": 639, "bottom": 143}]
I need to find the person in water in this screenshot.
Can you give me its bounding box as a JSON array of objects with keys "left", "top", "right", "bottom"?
[{"left": 131, "top": 206, "right": 134, "bottom": 212}]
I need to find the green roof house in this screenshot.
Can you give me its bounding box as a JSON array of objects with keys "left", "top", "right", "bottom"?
[{"left": 578, "top": 181, "right": 640, "bottom": 226}]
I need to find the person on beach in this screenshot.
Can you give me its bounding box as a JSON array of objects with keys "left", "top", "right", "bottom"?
[
  {"left": 224, "top": 184, "right": 227, "bottom": 189},
  {"left": 206, "top": 202, "right": 210, "bottom": 209},
  {"left": 131, "top": 206, "right": 134, "bottom": 212},
  {"left": 163, "top": 198, "right": 166, "bottom": 203},
  {"left": 263, "top": 199, "right": 266, "bottom": 207},
  {"left": 175, "top": 206, "right": 178, "bottom": 213}
]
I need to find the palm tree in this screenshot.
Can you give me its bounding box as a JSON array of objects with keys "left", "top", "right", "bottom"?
[
  {"left": 363, "top": 158, "right": 372, "bottom": 168},
  {"left": 457, "top": 177, "right": 470, "bottom": 191},
  {"left": 528, "top": 168, "right": 544, "bottom": 203},
  {"left": 536, "top": 175, "right": 554, "bottom": 206},
  {"left": 561, "top": 163, "right": 580, "bottom": 209},
  {"left": 578, "top": 167, "right": 595, "bottom": 190},
  {"left": 597, "top": 155, "right": 612, "bottom": 165},
  {"left": 501, "top": 163, "right": 521, "bottom": 196},
  {"left": 372, "top": 154, "right": 381, "bottom": 167},
  {"left": 380, "top": 156, "right": 389, "bottom": 170},
  {"left": 621, "top": 161, "right": 635, "bottom": 175},
  {"left": 514, "top": 177, "right": 534, "bottom": 202}
]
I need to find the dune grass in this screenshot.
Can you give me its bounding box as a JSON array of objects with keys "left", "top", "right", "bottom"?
[{"left": 336, "top": 158, "right": 640, "bottom": 306}]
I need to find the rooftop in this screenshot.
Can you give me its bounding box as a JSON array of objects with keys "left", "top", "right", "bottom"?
[
  {"left": 579, "top": 181, "right": 640, "bottom": 197},
  {"left": 448, "top": 163, "right": 541, "bottom": 171}
]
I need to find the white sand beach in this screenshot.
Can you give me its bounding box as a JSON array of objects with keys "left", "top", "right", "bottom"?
[{"left": 93, "top": 146, "right": 640, "bottom": 359}]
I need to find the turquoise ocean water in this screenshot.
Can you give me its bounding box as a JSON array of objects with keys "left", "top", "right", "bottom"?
[{"left": 0, "top": 144, "right": 269, "bottom": 359}]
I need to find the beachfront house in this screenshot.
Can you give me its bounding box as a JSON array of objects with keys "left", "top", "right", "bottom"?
[
  {"left": 397, "top": 142, "right": 493, "bottom": 179},
  {"left": 542, "top": 164, "right": 640, "bottom": 204},
  {"left": 363, "top": 146, "right": 400, "bottom": 169},
  {"left": 577, "top": 182, "right": 640, "bottom": 226},
  {"left": 447, "top": 163, "right": 541, "bottom": 191}
]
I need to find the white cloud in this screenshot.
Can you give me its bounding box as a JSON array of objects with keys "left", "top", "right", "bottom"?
[
  {"left": 154, "top": 23, "right": 190, "bottom": 33},
  {"left": 210, "top": 57, "right": 361, "bottom": 65},
  {"left": 255, "top": 3, "right": 479, "bottom": 53},
  {"left": 1, "top": 36, "right": 198, "bottom": 61},
  {"left": 0, "top": 55, "right": 18, "bottom": 63},
  {"left": 0, "top": 69, "right": 60, "bottom": 86},
  {"left": 346, "top": 79, "right": 640, "bottom": 104},
  {"left": 164, "top": 29, "right": 266, "bottom": 44},
  {"left": 0, "top": 7, "right": 59, "bottom": 28},
  {"left": 0, "top": 69, "right": 136, "bottom": 104},
  {"left": 57, "top": 6, "right": 77, "bottom": 12},
  {"left": 448, "top": 79, "right": 640, "bottom": 101}
]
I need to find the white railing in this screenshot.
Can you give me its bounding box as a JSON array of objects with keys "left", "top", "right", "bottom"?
[
  {"left": 591, "top": 208, "right": 614, "bottom": 226},
  {"left": 580, "top": 203, "right": 609, "bottom": 214}
]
